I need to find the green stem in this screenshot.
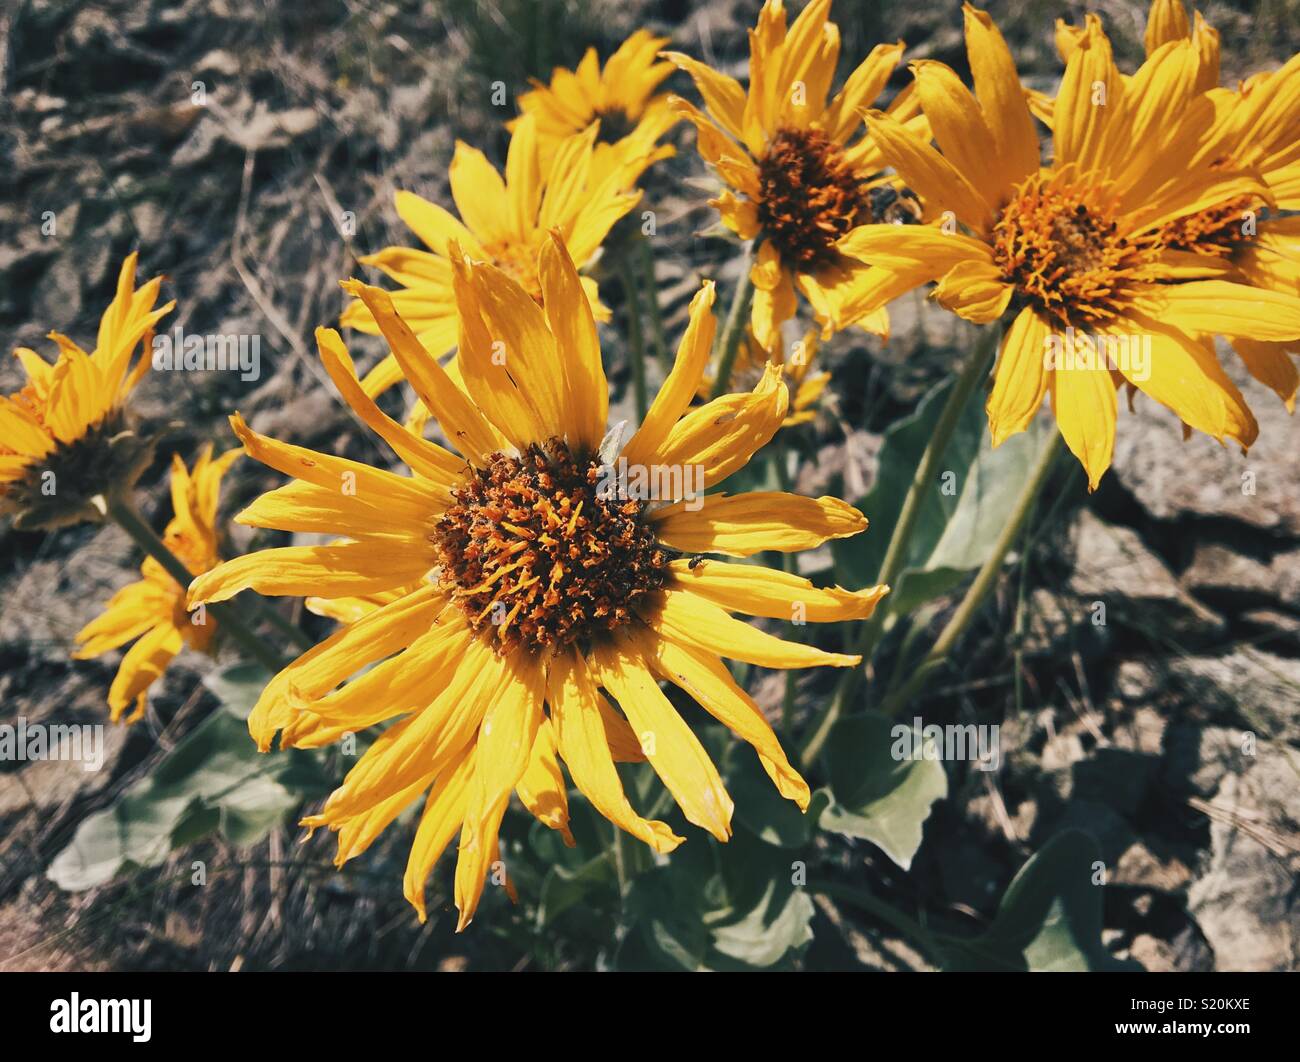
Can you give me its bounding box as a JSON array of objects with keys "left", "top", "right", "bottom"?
[
  {"left": 621, "top": 259, "right": 648, "bottom": 422},
  {"left": 249, "top": 593, "right": 314, "bottom": 650},
  {"left": 100, "top": 492, "right": 289, "bottom": 674},
  {"left": 708, "top": 243, "right": 756, "bottom": 400},
  {"left": 877, "top": 431, "right": 1063, "bottom": 717},
  {"left": 800, "top": 326, "right": 1000, "bottom": 764},
  {"left": 637, "top": 234, "right": 668, "bottom": 363},
  {"left": 809, "top": 881, "right": 944, "bottom": 968},
  {"left": 771, "top": 439, "right": 798, "bottom": 734}
]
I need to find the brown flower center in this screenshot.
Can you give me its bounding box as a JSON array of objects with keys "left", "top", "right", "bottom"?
[
  {"left": 593, "top": 107, "right": 636, "bottom": 144},
  {"left": 1158, "top": 194, "right": 1259, "bottom": 258},
  {"left": 432, "top": 440, "right": 669, "bottom": 655},
  {"left": 757, "top": 128, "right": 872, "bottom": 271},
  {"left": 992, "top": 175, "right": 1161, "bottom": 327}
]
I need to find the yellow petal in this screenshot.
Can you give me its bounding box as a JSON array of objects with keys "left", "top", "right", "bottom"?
[
  {"left": 403, "top": 743, "right": 476, "bottom": 922},
  {"left": 1053, "top": 16, "right": 1124, "bottom": 177},
  {"left": 393, "top": 189, "right": 484, "bottom": 259},
  {"left": 1231, "top": 338, "right": 1299, "bottom": 411},
  {"left": 962, "top": 4, "right": 1040, "bottom": 192},
  {"left": 987, "top": 306, "right": 1050, "bottom": 445},
  {"left": 341, "top": 280, "right": 505, "bottom": 463},
  {"left": 651, "top": 490, "right": 866, "bottom": 557},
  {"left": 863, "top": 109, "right": 993, "bottom": 234},
  {"left": 589, "top": 636, "right": 734, "bottom": 842},
  {"left": 622, "top": 281, "right": 717, "bottom": 465},
  {"left": 316, "top": 327, "right": 468, "bottom": 486},
  {"left": 1114, "top": 314, "right": 1257, "bottom": 447},
  {"left": 649, "top": 588, "right": 860, "bottom": 669},
  {"left": 514, "top": 717, "right": 574, "bottom": 845},
  {"left": 668, "top": 558, "right": 889, "bottom": 623},
  {"left": 824, "top": 41, "right": 906, "bottom": 144},
  {"left": 448, "top": 140, "right": 510, "bottom": 244},
  {"left": 1135, "top": 280, "right": 1300, "bottom": 342},
  {"left": 448, "top": 251, "right": 564, "bottom": 448},
  {"left": 1145, "top": 0, "right": 1191, "bottom": 55},
  {"left": 1050, "top": 355, "right": 1117, "bottom": 491},
  {"left": 226, "top": 410, "right": 448, "bottom": 520},
  {"left": 648, "top": 635, "right": 809, "bottom": 808},
  {"left": 106, "top": 621, "right": 182, "bottom": 724},
  {"left": 246, "top": 584, "right": 445, "bottom": 749},
  {"left": 537, "top": 232, "right": 608, "bottom": 452},
  {"left": 454, "top": 652, "right": 545, "bottom": 929},
  {"left": 661, "top": 52, "right": 747, "bottom": 142},
  {"left": 188, "top": 540, "right": 431, "bottom": 606},
  {"left": 653, "top": 361, "right": 788, "bottom": 490},
  {"left": 931, "top": 260, "right": 1013, "bottom": 324}
]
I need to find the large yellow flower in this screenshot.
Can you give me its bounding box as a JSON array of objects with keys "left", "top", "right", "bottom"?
[
  {"left": 511, "top": 29, "right": 679, "bottom": 187},
  {"left": 838, "top": 4, "right": 1300, "bottom": 488},
  {"left": 190, "top": 232, "right": 885, "bottom": 928},
  {"left": 665, "top": 0, "right": 924, "bottom": 347},
  {"left": 1, "top": 253, "right": 172, "bottom": 528},
  {"left": 341, "top": 114, "right": 654, "bottom": 399},
  {"left": 75, "top": 445, "right": 241, "bottom": 722},
  {"left": 1054, "top": 1, "right": 1300, "bottom": 411}
]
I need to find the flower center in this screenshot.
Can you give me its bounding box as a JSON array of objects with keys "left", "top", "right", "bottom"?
[
  {"left": 432, "top": 440, "right": 669, "bottom": 655},
  {"left": 593, "top": 107, "right": 637, "bottom": 144},
  {"left": 1158, "top": 194, "right": 1259, "bottom": 258},
  {"left": 484, "top": 239, "right": 545, "bottom": 303},
  {"left": 992, "top": 175, "right": 1161, "bottom": 327},
  {"left": 757, "top": 128, "right": 872, "bottom": 271}
]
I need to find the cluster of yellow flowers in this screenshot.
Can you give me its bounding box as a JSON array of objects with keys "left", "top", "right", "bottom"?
[{"left": 5, "top": 0, "right": 1297, "bottom": 929}]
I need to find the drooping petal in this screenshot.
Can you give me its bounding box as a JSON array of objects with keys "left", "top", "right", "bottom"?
[
  {"left": 453, "top": 652, "right": 545, "bottom": 929},
  {"left": 1050, "top": 354, "right": 1118, "bottom": 491},
  {"left": 987, "top": 306, "right": 1050, "bottom": 446},
  {"left": 588, "top": 637, "right": 734, "bottom": 842},
  {"left": 647, "top": 634, "right": 809, "bottom": 808},
  {"left": 514, "top": 717, "right": 574, "bottom": 845}
]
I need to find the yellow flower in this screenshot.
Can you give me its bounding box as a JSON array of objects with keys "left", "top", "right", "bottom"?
[
  {"left": 190, "top": 232, "right": 886, "bottom": 928},
  {"left": 340, "top": 113, "right": 656, "bottom": 399},
  {"left": 1, "top": 253, "right": 173, "bottom": 528},
  {"left": 665, "top": 0, "right": 924, "bottom": 347},
  {"left": 74, "top": 445, "right": 241, "bottom": 723},
  {"left": 700, "top": 327, "right": 829, "bottom": 428},
  {"left": 1056, "top": 1, "right": 1300, "bottom": 411},
  {"left": 838, "top": 4, "right": 1300, "bottom": 489},
  {"left": 511, "top": 29, "right": 679, "bottom": 187}
]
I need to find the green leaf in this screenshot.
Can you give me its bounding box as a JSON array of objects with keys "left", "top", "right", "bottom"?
[
  {"left": 831, "top": 374, "right": 1046, "bottom": 613},
  {"left": 819, "top": 711, "right": 948, "bottom": 870},
  {"left": 202, "top": 662, "right": 273, "bottom": 719},
  {"left": 48, "top": 672, "right": 329, "bottom": 890},
  {"left": 705, "top": 826, "right": 814, "bottom": 969},
  {"left": 616, "top": 826, "right": 815, "bottom": 971},
  {"left": 727, "top": 746, "right": 828, "bottom": 850},
  {"left": 938, "top": 829, "right": 1141, "bottom": 971}
]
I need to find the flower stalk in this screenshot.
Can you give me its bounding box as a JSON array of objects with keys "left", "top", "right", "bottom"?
[
  {"left": 708, "top": 242, "right": 756, "bottom": 400},
  {"left": 801, "top": 325, "right": 1000, "bottom": 763},
  {"left": 637, "top": 234, "right": 668, "bottom": 363},
  {"left": 620, "top": 258, "right": 649, "bottom": 421},
  {"left": 877, "top": 430, "right": 1063, "bottom": 717}
]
